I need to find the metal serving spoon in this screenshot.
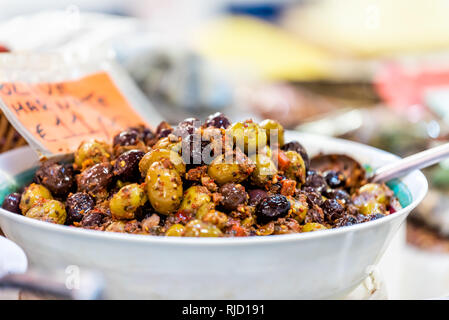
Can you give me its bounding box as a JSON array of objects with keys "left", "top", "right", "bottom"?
[{"left": 370, "top": 142, "right": 449, "bottom": 183}]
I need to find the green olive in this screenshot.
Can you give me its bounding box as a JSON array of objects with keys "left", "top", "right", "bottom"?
[
  {"left": 145, "top": 161, "right": 183, "bottom": 215},
  {"left": 358, "top": 201, "right": 386, "bottom": 216},
  {"left": 74, "top": 140, "right": 111, "bottom": 169},
  {"left": 358, "top": 183, "right": 389, "bottom": 204},
  {"left": 105, "top": 220, "right": 127, "bottom": 233},
  {"left": 25, "top": 199, "right": 66, "bottom": 224},
  {"left": 196, "top": 202, "right": 215, "bottom": 220},
  {"left": 20, "top": 183, "right": 53, "bottom": 214},
  {"left": 284, "top": 150, "right": 306, "bottom": 184},
  {"left": 202, "top": 210, "right": 228, "bottom": 229},
  {"left": 180, "top": 186, "right": 211, "bottom": 214},
  {"left": 110, "top": 183, "right": 147, "bottom": 220},
  {"left": 207, "top": 152, "right": 253, "bottom": 185},
  {"left": 153, "top": 137, "right": 182, "bottom": 153},
  {"left": 302, "top": 222, "right": 327, "bottom": 232},
  {"left": 260, "top": 119, "right": 284, "bottom": 147},
  {"left": 184, "top": 219, "right": 223, "bottom": 237},
  {"left": 139, "top": 148, "right": 186, "bottom": 177},
  {"left": 288, "top": 196, "right": 308, "bottom": 223},
  {"left": 250, "top": 153, "right": 277, "bottom": 186},
  {"left": 227, "top": 120, "right": 267, "bottom": 155},
  {"left": 256, "top": 222, "right": 275, "bottom": 236},
  {"left": 166, "top": 224, "right": 185, "bottom": 236}
]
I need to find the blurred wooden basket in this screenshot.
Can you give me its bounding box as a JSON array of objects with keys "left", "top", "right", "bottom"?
[{"left": 0, "top": 110, "right": 27, "bottom": 153}]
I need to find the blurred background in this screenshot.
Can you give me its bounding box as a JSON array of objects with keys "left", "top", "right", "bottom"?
[{"left": 2, "top": 0, "right": 449, "bottom": 299}]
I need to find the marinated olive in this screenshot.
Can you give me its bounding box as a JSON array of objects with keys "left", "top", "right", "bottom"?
[
  {"left": 324, "top": 170, "right": 346, "bottom": 189},
  {"left": 76, "top": 163, "right": 113, "bottom": 194},
  {"left": 303, "top": 170, "right": 328, "bottom": 193},
  {"left": 207, "top": 152, "right": 253, "bottom": 185},
  {"left": 145, "top": 161, "right": 183, "bottom": 215},
  {"left": 26, "top": 199, "right": 66, "bottom": 224},
  {"left": 20, "top": 183, "right": 53, "bottom": 214},
  {"left": 250, "top": 154, "right": 277, "bottom": 186},
  {"left": 35, "top": 162, "right": 74, "bottom": 197},
  {"left": 302, "top": 222, "right": 327, "bottom": 232},
  {"left": 357, "top": 183, "right": 390, "bottom": 204},
  {"left": 113, "top": 149, "right": 145, "bottom": 181},
  {"left": 105, "top": 220, "right": 127, "bottom": 233},
  {"left": 227, "top": 120, "right": 267, "bottom": 155},
  {"left": 288, "top": 196, "right": 308, "bottom": 223},
  {"left": 184, "top": 219, "right": 223, "bottom": 237},
  {"left": 113, "top": 130, "right": 140, "bottom": 148},
  {"left": 219, "top": 183, "right": 248, "bottom": 211},
  {"left": 179, "top": 185, "right": 211, "bottom": 214},
  {"left": 282, "top": 141, "right": 309, "bottom": 170},
  {"left": 139, "top": 148, "right": 186, "bottom": 177},
  {"left": 74, "top": 140, "right": 111, "bottom": 169},
  {"left": 248, "top": 189, "right": 268, "bottom": 206},
  {"left": 322, "top": 198, "right": 344, "bottom": 221},
  {"left": 256, "top": 194, "right": 291, "bottom": 224},
  {"left": 166, "top": 224, "right": 185, "bottom": 236},
  {"left": 260, "top": 119, "right": 284, "bottom": 147},
  {"left": 357, "top": 201, "right": 385, "bottom": 216},
  {"left": 65, "top": 192, "right": 95, "bottom": 224},
  {"left": 80, "top": 212, "right": 103, "bottom": 228},
  {"left": 110, "top": 183, "right": 147, "bottom": 219},
  {"left": 202, "top": 210, "right": 228, "bottom": 229},
  {"left": 205, "top": 112, "right": 231, "bottom": 129},
  {"left": 196, "top": 202, "right": 215, "bottom": 220},
  {"left": 2, "top": 192, "right": 22, "bottom": 214},
  {"left": 284, "top": 151, "right": 306, "bottom": 184},
  {"left": 155, "top": 121, "right": 173, "bottom": 139}
]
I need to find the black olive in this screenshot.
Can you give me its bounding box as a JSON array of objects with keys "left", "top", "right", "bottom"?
[
  {"left": 2, "top": 192, "right": 22, "bottom": 214},
  {"left": 324, "top": 189, "right": 350, "bottom": 204},
  {"left": 156, "top": 121, "right": 173, "bottom": 139},
  {"left": 303, "top": 171, "right": 328, "bottom": 193},
  {"left": 220, "top": 183, "right": 248, "bottom": 211},
  {"left": 256, "top": 194, "right": 290, "bottom": 224},
  {"left": 76, "top": 163, "right": 113, "bottom": 193},
  {"left": 324, "top": 170, "right": 346, "bottom": 189},
  {"left": 34, "top": 162, "right": 74, "bottom": 197},
  {"left": 65, "top": 192, "right": 95, "bottom": 224},
  {"left": 80, "top": 212, "right": 103, "bottom": 227},
  {"left": 113, "top": 149, "right": 145, "bottom": 182},
  {"left": 113, "top": 130, "right": 140, "bottom": 148},
  {"left": 322, "top": 199, "right": 344, "bottom": 222},
  {"left": 370, "top": 213, "right": 385, "bottom": 221},
  {"left": 204, "top": 112, "right": 230, "bottom": 129},
  {"left": 248, "top": 189, "right": 268, "bottom": 206}
]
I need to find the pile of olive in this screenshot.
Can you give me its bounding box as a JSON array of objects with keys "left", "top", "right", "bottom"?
[{"left": 1, "top": 112, "right": 399, "bottom": 237}]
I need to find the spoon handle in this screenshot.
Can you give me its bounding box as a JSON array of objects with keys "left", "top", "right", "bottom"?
[{"left": 371, "top": 142, "right": 449, "bottom": 183}]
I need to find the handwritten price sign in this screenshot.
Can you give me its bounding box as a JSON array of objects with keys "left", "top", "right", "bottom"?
[{"left": 0, "top": 72, "right": 147, "bottom": 155}]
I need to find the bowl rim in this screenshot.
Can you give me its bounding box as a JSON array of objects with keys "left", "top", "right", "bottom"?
[{"left": 0, "top": 133, "right": 428, "bottom": 247}]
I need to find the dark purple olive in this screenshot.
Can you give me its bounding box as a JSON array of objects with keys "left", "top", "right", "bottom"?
[
  {"left": 336, "top": 215, "right": 359, "bottom": 227},
  {"left": 305, "top": 191, "right": 324, "bottom": 207},
  {"left": 156, "top": 121, "right": 173, "bottom": 139},
  {"left": 324, "top": 170, "right": 346, "bottom": 189},
  {"left": 2, "top": 192, "right": 22, "bottom": 214},
  {"left": 113, "top": 130, "right": 140, "bottom": 148},
  {"left": 282, "top": 141, "right": 309, "bottom": 169},
  {"left": 76, "top": 163, "right": 113, "bottom": 193},
  {"left": 370, "top": 213, "right": 385, "bottom": 220},
  {"left": 205, "top": 112, "right": 230, "bottom": 129},
  {"left": 322, "top": 199, "right": 344, "bottom": 222},
  {"left": 65, "top": 192, "right": 95, "bottom": 224},
  {"left": 256, "top": 194, "right": 290, "bottom": 224},
  {"left": 220, "top": 183, "right": 248, "bottom": 211},
  {"left": 113, "top": 149, "right": 145, "bottom": 181},
  {"left": 248, "top": 189, "right": 268, "bottom": 206},
  {"left": 324, "top": 189, "right": 350, "bottom": 204},
  {"left": 303, "top": 171, "right": 328, "bottom": 193},
  {"left": 80, "top": 212, "right": 103, "bottom": 227},
  {"left": 34, "top": 162, "right": 74, "bottom": 197}
]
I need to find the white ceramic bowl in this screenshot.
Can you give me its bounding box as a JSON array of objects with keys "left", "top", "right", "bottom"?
[{"left": 0, "top": 132, "right": 427, "bottom": 299}]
